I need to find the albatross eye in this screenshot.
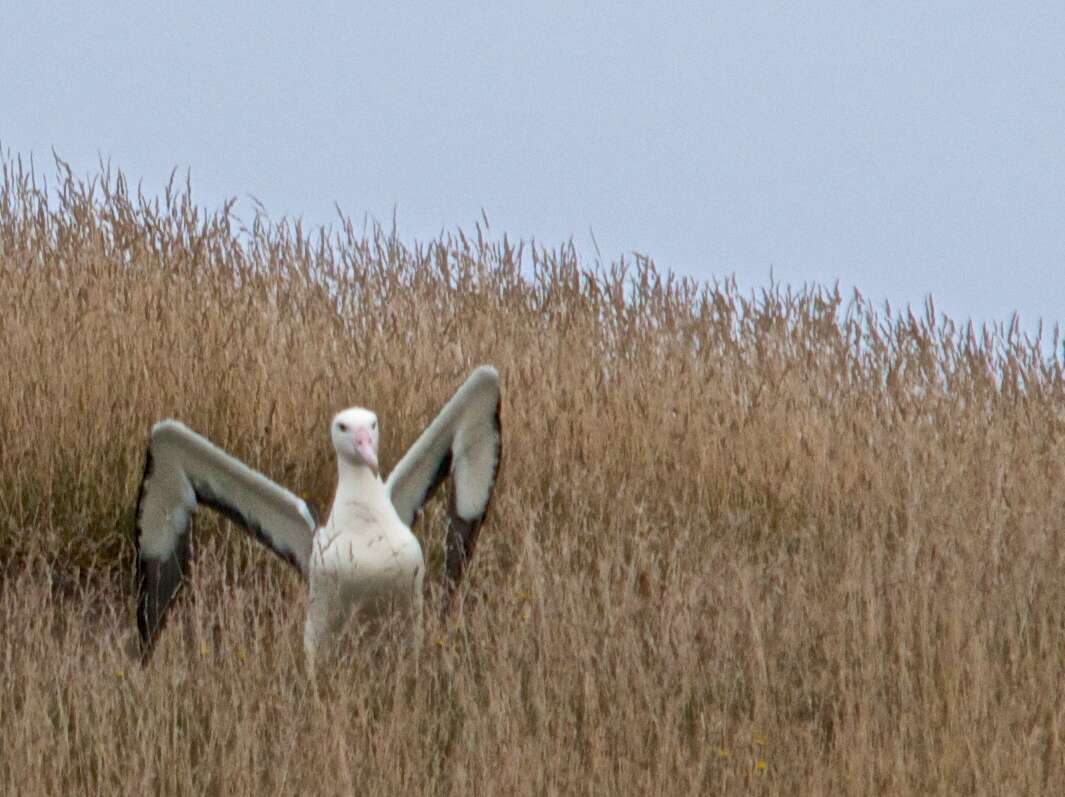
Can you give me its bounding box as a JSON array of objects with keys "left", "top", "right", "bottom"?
[
  {"left": 371, "top": 420, "right": 377, "bottom": 430},
  {"left": 338, "top": 423, "right": 349, "bottom": 433}
]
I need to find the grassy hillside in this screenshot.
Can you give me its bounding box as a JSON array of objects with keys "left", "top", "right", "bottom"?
[{"left": 2, "top": 156, "right": 1065, "bottom": 793}]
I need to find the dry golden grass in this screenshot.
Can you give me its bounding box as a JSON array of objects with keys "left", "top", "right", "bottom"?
[{"left": 3, "top": 154, "right": 1065, "bottom": 794}]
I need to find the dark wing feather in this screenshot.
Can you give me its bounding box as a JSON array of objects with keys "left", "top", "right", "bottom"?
[
  {"left": 133, "top": 420, "right": 316, "bottom": 661},
  {"left": 385, "top": 366, "right": 502, "bottom": 592}
]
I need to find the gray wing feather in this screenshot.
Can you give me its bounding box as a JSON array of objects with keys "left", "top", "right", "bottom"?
[
  {"left": 133, "top": 420, "right": 316, "bottom": 660},
  {"left": 385, "top": 366, "right": 502, "bottom": 589}
]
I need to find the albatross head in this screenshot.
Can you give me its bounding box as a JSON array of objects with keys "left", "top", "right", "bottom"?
[{"left": 331, "top": 408, "right": 379, "bottom": 472}]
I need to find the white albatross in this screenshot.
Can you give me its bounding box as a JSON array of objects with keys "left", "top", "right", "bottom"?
[{"left": 133, "top": 365, "right": 501, "bottom": 663}]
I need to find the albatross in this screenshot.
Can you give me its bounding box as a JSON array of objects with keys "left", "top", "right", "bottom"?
[{"left": 133, "top": 365, "right": 501, "bottom": 663}]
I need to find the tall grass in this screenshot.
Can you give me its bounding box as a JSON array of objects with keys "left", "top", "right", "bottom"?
[{"left": 2, "top": 154, "right": 1065, "bottom": 794}]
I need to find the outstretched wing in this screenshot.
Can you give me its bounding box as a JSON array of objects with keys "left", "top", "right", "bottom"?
[
  {"left": 385, "top": 366, "right": 502, "bottom": 591},
  {"left": 133, "top": 420, "right": 317, "bottom": 660}
]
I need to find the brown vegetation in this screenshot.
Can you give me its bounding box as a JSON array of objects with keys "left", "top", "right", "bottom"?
[{"left": 2, "top": 155, "right": 1065, "bottom": 794}]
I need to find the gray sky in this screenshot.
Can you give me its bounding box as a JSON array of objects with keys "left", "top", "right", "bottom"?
[{"left": 3, "top": 1, "right": 1064, "bottom": 331}]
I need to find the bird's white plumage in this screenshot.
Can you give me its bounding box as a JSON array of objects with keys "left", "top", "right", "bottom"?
[
  {"left": 133, "top": 366, "right": 502, "bottom": 663},
  {"left": 304, "top": 458, "right": 425, "bottom": 658}
]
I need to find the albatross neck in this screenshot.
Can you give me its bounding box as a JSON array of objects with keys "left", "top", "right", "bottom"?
[
  {"left": 334, "top": 456, "right": 386, "bottom": 502},
  {"left": 325, "top": 456, "right": 394, "bottom": 536}
]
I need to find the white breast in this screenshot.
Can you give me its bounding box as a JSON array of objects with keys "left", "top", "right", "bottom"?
[
  {"left": 316, "top": 487, "right": 422, "bottom": 575},
  {"left": 304, "top": 492, "right": 425, "bottom": 659}
]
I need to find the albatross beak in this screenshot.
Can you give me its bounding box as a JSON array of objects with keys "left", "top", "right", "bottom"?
[{"left": 353, "top": 428, "right": 378, "bottom": 471}]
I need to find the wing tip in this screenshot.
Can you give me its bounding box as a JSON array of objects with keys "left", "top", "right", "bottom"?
[
  {"left": 135, "top": 541, "right": 191, "bottom": 664},
  {"left": 149, "top": 419, "right": 197, "bottom": 454},
  {"left": 471, "top": 365, "right": 499, "bottom": 388},
  {"left": 150, "top": 418, "right": 189, "bottom": 439},
  {"left": 469, "top": 366, "right": 501, "bottom": 407}
]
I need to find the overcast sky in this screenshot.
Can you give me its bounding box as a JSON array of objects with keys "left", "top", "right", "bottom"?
[{"left": 3, "top": 1, "right": 1064, "bottom": 331}]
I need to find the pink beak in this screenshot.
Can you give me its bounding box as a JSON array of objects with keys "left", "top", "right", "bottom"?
[{"left": 353, "top": 427, "right": 378, "bottom": 471}]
